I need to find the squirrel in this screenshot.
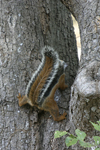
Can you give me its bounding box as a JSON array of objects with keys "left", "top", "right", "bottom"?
[{"left": 17, "top": 46, "right": 68, "bottom": 121}]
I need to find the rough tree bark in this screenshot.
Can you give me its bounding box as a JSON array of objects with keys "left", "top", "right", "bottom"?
[
  {"left": 61, "top": 0, "right": 100, "bottom": 149},
  {"left": 0, "top": 0, "right": 78, "bottom": 150}
]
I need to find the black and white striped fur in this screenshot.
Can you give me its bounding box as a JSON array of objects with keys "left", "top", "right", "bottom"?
[{"left": 25, "top": 46, "right": 67, "bottom": 106}]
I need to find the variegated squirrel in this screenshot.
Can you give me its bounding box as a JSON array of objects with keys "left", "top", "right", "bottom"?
[{"left": 17, "top": 46, "right": 68, "bottom": 121}]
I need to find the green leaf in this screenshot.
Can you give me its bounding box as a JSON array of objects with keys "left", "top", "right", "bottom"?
[
  {"left": 70, "top": 134, "right": 77, "bottom": 138},
  {"left": 75, "top": 129, "right": 86, "bottom": 141},
  {"left": 97, "top": 121, "right": 100, "bottom": 125},
  {"left": 79, "top": 141, "right": 92, "bottom": 148},
  {"left": 95, "top": 148, "right": 100, "bottom": 150},
  {"left": 93, "top": 136, "right": 100, "bottom": 145},
  {"left": 65, "top": 136, "right": 78, "bottom": 147},
  {"left": 90, "top": 121, "right": 100, "bottom": 131},
  {"left": 54, "top": 131, "right": 67, "bottom": 139}
]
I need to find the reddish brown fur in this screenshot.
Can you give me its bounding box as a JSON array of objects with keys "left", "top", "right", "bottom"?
[
  {"left": 32, "top": 56, "right": 53, "bottom": 103},
  {"left": 17, "top": 56, "right": 68, "bottom": 121},
  {"left": 42, "top": 73, "right": 68, "bottom": 121},
  {"left": 18, "top": 73, "right": 67, "bottom": 121},
  {"left": 29, "top": 56, "right": 53, "bottom": 104}
]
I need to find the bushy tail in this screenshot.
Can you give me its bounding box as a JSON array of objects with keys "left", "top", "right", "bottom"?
[
  {"left": 26, "top": 46, "right": 59, "bottom": 104},
  {"left": 32, "top": 56, "right": 53, "bottom": 102},
  {"left": 41, "top": 46, "right": 59, "bottom": 61},
  {"left": 37, "top": 46, "right": 60, "bottom": 103}
]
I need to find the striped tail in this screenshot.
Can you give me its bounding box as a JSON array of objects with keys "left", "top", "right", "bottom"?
[{"left": 25, "top": 46, "right": 59, "bottom": 104}]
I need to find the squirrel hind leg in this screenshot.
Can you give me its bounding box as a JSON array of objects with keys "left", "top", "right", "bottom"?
[
  {"left": 53, "top": 111, "right": 67, "bottom": 121},
  {"left": 51, "top": 107, "right": 67, "bottom": 121},
  {"left": 17, "top": 94, "right": 33, "bottom": 107},
  {"left": 58, "top": 73, "right": 68, "bottom": 90},
  {"left": 41, "top": 76, "right": 67, "bottom": 121},
  {"left": 42, "top": 98, "right": 67, "bottom": 121}
]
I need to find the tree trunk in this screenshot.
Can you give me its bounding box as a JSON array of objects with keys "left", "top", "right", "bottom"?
[
  {"left": 0, "top": 0, "right": 78, "bottom": 149},
  {"left": 61, "top": 0, "right": 100, "bottom": 149}
]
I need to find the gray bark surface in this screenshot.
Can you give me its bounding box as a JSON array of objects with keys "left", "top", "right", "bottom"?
[
  {"left": 0, "top": 0, "right": 78, "bottom": 150},
  {"left": 61, "top": 0, "right": 100, "bottom": 149}
]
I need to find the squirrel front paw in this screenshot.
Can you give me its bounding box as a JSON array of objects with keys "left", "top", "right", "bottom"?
[{"left": 17, "top": 93, "right": 24, "bottom": 101}]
